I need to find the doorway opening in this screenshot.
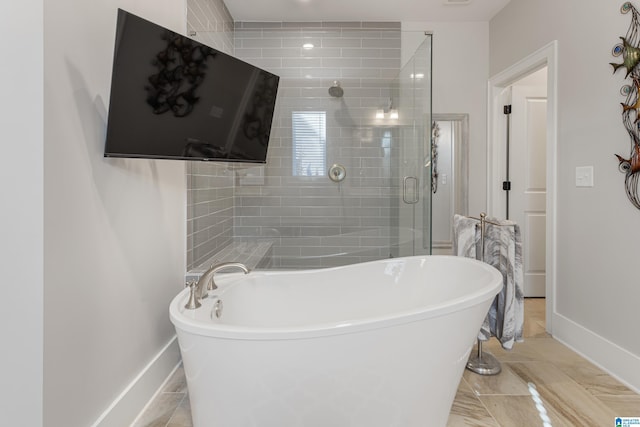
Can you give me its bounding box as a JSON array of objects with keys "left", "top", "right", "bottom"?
[
  {"left": 506, "top": 67, "right": 547, "bottom": 297},
  {"left": 487, "top": 41, "right": 558, "bottom": 334}
]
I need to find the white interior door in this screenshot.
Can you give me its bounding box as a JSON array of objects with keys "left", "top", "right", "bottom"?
[{"left": 510, "top": 77, "right": 547, "bottom": 297}]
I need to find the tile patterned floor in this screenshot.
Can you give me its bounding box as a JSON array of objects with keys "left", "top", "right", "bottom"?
[{"left": 133, "top": 298, "right": 640, "bottom": 426}]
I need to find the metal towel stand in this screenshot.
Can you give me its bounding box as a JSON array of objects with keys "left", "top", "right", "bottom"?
[{"left": 464, "top": 213, "right": 512, "bottom": 376}]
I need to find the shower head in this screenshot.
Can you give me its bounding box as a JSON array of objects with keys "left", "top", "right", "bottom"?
[{"left": 328, "top": 81, "right": 344, "bottom": 98}]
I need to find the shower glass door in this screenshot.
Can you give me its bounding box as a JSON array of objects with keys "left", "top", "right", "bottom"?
[{"left": 391, "top": 35, "right": 433, "bottom": 257}]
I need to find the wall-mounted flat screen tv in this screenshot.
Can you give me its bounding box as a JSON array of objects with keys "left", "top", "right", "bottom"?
[{"left": 104, "top": 9, "right": 279, "bottom": 163}]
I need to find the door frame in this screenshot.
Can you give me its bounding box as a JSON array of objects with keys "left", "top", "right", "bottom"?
[
  {"left": 486, "top": 41, "right": 558, "bottom": 334},
  {"left": 431, "top": 113, "right": 469, "bottom": 253}
]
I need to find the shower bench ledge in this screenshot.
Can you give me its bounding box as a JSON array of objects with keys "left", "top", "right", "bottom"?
[{"left": 185, "top": 241, "right": 273, "bottom": 282}]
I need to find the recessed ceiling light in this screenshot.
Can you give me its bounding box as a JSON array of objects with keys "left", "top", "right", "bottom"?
[{"left": 302, "top": 43, "right": 314, "bottom": 50}]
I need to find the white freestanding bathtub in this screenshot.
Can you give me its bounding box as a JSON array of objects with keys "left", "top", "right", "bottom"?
[{"left": 170, "top": 255, "right": 502, "bottom": 427}]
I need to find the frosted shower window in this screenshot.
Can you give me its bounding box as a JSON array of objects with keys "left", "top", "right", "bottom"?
[{"left": 292, "top": 111, "right": 326, "bottom": 176}]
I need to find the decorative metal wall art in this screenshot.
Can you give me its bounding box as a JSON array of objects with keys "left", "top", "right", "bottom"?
[{"left": 612, "top": 2, "right": 640, "bottom": 210}]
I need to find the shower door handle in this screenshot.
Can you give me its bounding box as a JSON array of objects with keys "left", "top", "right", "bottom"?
[{"left": 403, "top": 176, "right": 419, "bottom": 204}]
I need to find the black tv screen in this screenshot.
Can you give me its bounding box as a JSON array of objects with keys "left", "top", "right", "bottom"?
[{"left": 105, "top": 9, "right": 279, "bottom": 163}]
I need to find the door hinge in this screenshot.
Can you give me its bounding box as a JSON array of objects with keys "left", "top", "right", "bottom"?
[
  {"left": 502, "top": 181, "right": 511, "bottom": 191},
  {"left": 503, "top": 105, "right": 512, "bottom": 115}
]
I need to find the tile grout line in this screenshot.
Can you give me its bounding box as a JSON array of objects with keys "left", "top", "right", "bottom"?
[
  {"left": 164, "top": 392, "right": 188, "bottom": 427},
  {"left": 459, "top": 375, "right": 502, "bottom": 426},
  {"left": 467, "top": 378, "right": 503, "bottom": 427}
]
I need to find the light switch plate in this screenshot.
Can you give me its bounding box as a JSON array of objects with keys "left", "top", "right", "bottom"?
[{"left": 576, "top": 166, "right": 594, "bottom": 187}]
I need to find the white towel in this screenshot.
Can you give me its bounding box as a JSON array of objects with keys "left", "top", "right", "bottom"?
[{"left": 453, "top": 214, "right": 524, "bottom": 350}]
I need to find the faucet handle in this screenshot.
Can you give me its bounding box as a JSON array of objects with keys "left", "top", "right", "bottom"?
[{"left": 184, "top": 281, "right": 201, "bottom": 310}]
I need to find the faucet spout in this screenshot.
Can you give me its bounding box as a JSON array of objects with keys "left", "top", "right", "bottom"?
[{"left": 195, "top": 262, "right": 250, "bottom": 300}]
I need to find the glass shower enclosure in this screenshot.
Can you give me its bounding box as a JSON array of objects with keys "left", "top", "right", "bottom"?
[
  {"left": 234, "top": 26, "right": 432, "bottom": 269},
  {"left": 188, "top": 24, "right": 432, "bottom": 271},
  {"left": 392, "top": 35, "right": 433, "bottom": 258}
]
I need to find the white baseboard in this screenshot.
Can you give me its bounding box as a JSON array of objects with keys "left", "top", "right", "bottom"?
[
  {"left": 552, "top": 313, "right": 640, "bottom": 393},
  {"left": 90, "top": 336, "right": 182, "bottom": 427}
]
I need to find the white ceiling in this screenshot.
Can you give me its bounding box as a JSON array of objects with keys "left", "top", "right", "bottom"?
[{"left": 224, "top": 0, "right": 511, "bottom": 23}]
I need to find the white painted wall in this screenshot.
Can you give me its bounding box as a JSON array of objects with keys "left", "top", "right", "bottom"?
[
  {"left": 0, "top": 1, "right": 44, "bottom": 426},
  {"left": 42, "top": 1, "right": 187, "bottom": 426},
  {"left": 491, "top": 0, "right": 640, "bottom": 390},
  {"left": 402, "top": 22, "right": 489, "bottom": 215}
]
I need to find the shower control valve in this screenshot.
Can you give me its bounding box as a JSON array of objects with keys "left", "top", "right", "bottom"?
[{"left": 328, "top": 164, "right": 346, "bottom": 182}]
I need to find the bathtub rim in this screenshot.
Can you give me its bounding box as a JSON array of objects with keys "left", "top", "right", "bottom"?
[{"left": 170, "top": 255, "right": 502, "bottom": 341}]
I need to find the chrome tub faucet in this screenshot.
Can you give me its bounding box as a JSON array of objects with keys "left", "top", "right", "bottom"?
[{"left": 185, "top": 262, "right": 250, "bottom": 310}]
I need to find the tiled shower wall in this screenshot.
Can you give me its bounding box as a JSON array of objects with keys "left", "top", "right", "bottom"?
[
  {"left": 185, "top": 0, "right": 415, "bottom": 270},
  {"left": 186, "top": 0, "right": 235, "bottom": 270},
  {"left": 233, "top": 22, "right": 403, "bottom": 268}
]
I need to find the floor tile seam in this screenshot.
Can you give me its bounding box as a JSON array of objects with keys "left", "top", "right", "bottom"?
[
  {"left": 494, "top": 362, "right": 539, "bottom": 393},
  {"left": 500, "top": 359, "right": 541, "bottom": 365},
  {"left": 593, "top": 393, "right": 640, "bottom": 399},
  {"left": 165, "top": 393, "right": 189, "bottom": 427},
  {"left": 456, "top": 377, "right": 470, "bottom": 394},
  {"left": 472, "top": 391, "right": 503, "bottom": 426},
  {"left": 151, "top": 392, "right": 188, "bottom": 427},
  {"left": 451, "top": 387, "right": 499, "bottom": 423},
  {"left": 471, "top": 392, "right": 531, "bottom": 397},
  {"left": 583, "top": 386, "right": 639, "bottom": 397}
]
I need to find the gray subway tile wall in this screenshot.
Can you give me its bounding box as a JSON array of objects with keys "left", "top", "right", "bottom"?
[
  {"left": 233, "top": 21, "right": 403, "bottom": 268},
  {"left": 187, "top": 0, "right": 417, "bottom": 270},
  {"left": 186, "top": 0, "right": 235, "bottom": 270}
]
